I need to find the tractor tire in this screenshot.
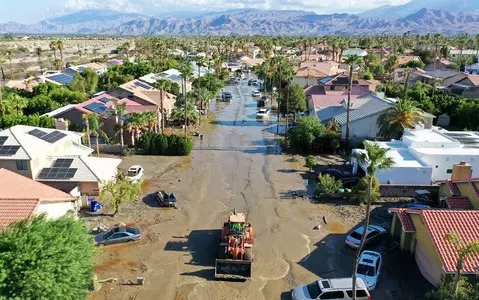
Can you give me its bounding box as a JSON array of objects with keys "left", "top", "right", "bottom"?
[{"left": 244, "top": 247, "right": 253, "bottom": 261}]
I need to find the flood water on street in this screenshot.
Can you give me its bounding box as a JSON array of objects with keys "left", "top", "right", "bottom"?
[{"left": 91, "top": 78, "right": 431, "bottom": 300}]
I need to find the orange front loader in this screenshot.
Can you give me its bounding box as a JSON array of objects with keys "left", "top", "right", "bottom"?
[{"left": 215, "top": 209, "right": 253, "bottom": 280}]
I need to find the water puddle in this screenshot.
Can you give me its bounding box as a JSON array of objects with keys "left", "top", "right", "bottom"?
[{"left": 327, "top": 222, "right": 347, "bottom": 234}]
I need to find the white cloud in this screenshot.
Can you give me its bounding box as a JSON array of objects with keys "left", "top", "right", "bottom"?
[{"left": 61, "top": 0, "right": 411, "bottom": 16}]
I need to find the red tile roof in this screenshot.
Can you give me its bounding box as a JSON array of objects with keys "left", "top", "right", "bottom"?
[
  {"left": 306, "top": 85, "right": 372, "bottom": 109},
  {"left": 422, "top": 210, "right": 479, "bottom": 273},
  {"left": 446, "top": 197, "right": 473, "bottom": 210},
  {"left": 0, "top": 198, "right": 38, "bottom": 228},
  {"left": 0, "top": 169, "right": 74, "bottom": 201},
  {"left": 397, "top": 209, "right": 416, "bottom": 232},
  {"left": 447, "top": 181, "right": 461, "bottom": 195},
  {"left": 467, "top": 75, "right": 479, "bottom": 87}
]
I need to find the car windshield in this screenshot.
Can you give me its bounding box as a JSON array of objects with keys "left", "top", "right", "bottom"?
[
  {"left": 306, "top": 281, "right": 321, "bottom": 299},
  {"left": 357, "top": 263, "right": 375, "bottom": 276},
  {"left": 103, "top": 230, "right": 114, "bottom": 239},
  {"left": 350, "top": 231, "right": 363, "bottom": 240},
  {"left": 127, "top": 170, "right": 137, "bottom": 176}
]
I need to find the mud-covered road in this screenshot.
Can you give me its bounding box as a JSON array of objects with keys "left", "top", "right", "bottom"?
[{"left": 90, "top": 79, "right": 431, "bottom": 300}]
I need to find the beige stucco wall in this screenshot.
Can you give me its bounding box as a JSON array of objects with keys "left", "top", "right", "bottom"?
[
  {"left": 0, "top": 159, "right": 32, "bottom": 178},
  {"left": 80, "top": 182, "right": 100, "bottom": 196}
]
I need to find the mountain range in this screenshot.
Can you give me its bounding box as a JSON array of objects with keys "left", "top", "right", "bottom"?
[{"left": 1, "top": 7, "right": 479, "bottom": 36}]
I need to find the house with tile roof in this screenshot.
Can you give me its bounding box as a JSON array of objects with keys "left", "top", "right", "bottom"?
[
  {"left": 139, "top": 69, "right": 191, "bottom": 94},
  {"left": 388, "top": 208, "right": 479, "bottom": 285},
  {"left": 305, "top": 73, "right": 393, "bottom": 140},
  {"left": 0, "top": 168, "right": 77, "bottom": 228},
  {"left": 0, "top": 125, "right": 121, "bottom": 196},
  {"left": 42, "top": 94, "right": 158, "bottom": 145},
  {"left": 437, "top": 161, "right": 479, "bottom": 210},
  {"left": 449, "top": 74, "right": 479, "bottom": 98},
  {"left": 342, "top": 49, "right": 368, "bottom": 58}
]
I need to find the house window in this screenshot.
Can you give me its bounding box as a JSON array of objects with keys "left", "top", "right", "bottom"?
[
  {"left": 16, "top": 160, "right": 28, "bottom": 171},
  {"left": 447, "top": 169, "right": 453, "bottom": 174}
]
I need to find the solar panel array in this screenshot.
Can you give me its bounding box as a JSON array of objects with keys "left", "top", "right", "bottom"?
[
  {"left": 84, "top": 102, "right": 107, "bottom": 115},
  {"left": 134, "top": 81, "right": 153, "bottom": 90},
  {"left": 99, "top": 97, "right": 110, "bottom": 104},
  {"left": 37, "top": 167, "right": 77, "bottom": 180},
  {"left": 0, "top": 145, "right": 20, "bottom": 156},
  {"left": 28, "top": 129, "right": 66, "bottom": 143},
  {"left": 49, "top": 74, "right": 73, "bottom": 85},
  {"left": 53, "top": 158, "right": 73, "bottom": 168},
  {"left": 0, "top": 136, "right": 7, "bottom": 146}
]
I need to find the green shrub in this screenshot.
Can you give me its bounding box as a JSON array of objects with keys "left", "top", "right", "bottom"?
[
  {"left": 138, "top": 133, "right": 192, "bottom": 156},
  {"left": 316, "top": 174, "right": 343, "bottom": 195},
  {"left": 305, "top": 155, "right": 317, "bottom": 171},
  {"left": 352, "top": 176, "right": 381, "bottom": 204},
  {"left": 363, "top": 72, "right": 374, "bottom": 80}
]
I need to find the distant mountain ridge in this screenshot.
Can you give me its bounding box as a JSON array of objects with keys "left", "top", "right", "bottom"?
[
  {"left": 360, "top": 0, "right": 479, "bottom": 19},
  {"left": 1, "top": 8, "right": 479, "bottom": 35}
]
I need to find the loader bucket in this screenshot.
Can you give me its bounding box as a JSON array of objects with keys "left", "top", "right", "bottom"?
[{"left": 215, "top": 259, "right": 252, "bottom": 280}]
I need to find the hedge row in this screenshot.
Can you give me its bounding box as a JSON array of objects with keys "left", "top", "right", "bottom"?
[{"left": 138, "top": 133, "right": 193, "bottom": 156}]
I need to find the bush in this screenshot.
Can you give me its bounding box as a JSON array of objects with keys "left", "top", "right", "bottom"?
[
  {"left": 0, "top": 114, "right": 55, "bottom": 128},
  {"left": 305, "top": 155, "right": 317, "bottom": 171},
  {"left": 352, "top": 176, "right": 381, "bottom": 204},
  {"left": 138, "top": 133, "right": 192, "bottom": 156},
  {"left": 363, "top": 72, "right": 374, "bottom": 80},
  {"left": 287, "top": 116, "right": 340, "bottom": 154},
  {"left": 315, "top": 174, "right": 343, "bottom": 195}
]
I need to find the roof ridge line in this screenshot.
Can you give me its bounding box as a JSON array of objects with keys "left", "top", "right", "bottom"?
[
  {"left": 9, "top": 127, "right": 32, "bottom": 160},
  {"left": 79, "top": 156, "right": 101, "bottom": 181}
]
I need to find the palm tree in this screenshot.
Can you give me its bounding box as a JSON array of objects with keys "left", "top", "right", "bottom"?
[
  {"left": 142, "top": 111, "right": 157, "bottom": 133},
  {"left": 345, "top": 55, "right": 362, "bottom": 143},
  {"left": 111, "top": 100, "right": 126, "bottom": 148},
  {"left": 155, "top": 80, "right": 168, "bottom": 134},
  {"left": 377, "top": 99, "right": 424, "bottom": 139},
  {"left": 49, "top": 41, "right": 58, "bottom": 61},
  {"left": 456, "top": 33, "right": 470, "bottom": 72},
  {"left": 88, "top": 113, "right": 108, "bottom": 157},
  {"left": 126, "top": 112, "right": 146, "bottom": 146},
  {"left": 0, "top": 50, "right": 4, "bottom": 118},
  {"left": 170, "top": 101, "right": 199, "bottom": 125},
  {"left": 384, "top": 55, "right": 399, "bottom": 82},
  {"left": 194, "top": 87, "right": 213, "bottom": 124},
  {"left": 82, "top": 113, "right": 92, "bottom": 148},
  {"left": 178, "top": 61, "right": 193, "bottom": 135},
  {"left": 445, "top": 232, "right": 479, "bottom": 296},
  {"left": 351, "top": 142, "right": 394, "bottom": 299},
  {"left": 56, "top": 40, "right": 64, "bottom": 70},
  {"left": 35, "top": 47, "right": 42, "bottom": 74}
]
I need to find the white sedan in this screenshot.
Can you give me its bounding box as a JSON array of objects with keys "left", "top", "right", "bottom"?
[
  {"left": 126, "top": 165, "right": 144, "bottom": 183},
  {"left": 345, "top": 224, "right": 386, "bottom": 249},
  {"left": 252, "top": 90, "right": 261, "bottom": 97},
  {"left": 356, "top": 250, "right": 382, "bottom": 290},
  {"left": 256, "top": 108, "right": 270, "bottom": 118}
]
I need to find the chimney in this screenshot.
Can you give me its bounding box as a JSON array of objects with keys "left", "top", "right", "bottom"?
[
  {"left": 451, "top": 161, "right": 472, "bottom": 181},
  {"left": 55, "top": 118, "right": 69, "bottom": 131}
]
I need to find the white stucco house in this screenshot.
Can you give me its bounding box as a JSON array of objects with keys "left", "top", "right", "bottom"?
[{"left": 353, "top": 128, "right": 479, "bottom": 185}]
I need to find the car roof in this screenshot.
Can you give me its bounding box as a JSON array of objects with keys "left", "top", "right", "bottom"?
[
  {"left": 128, "top": 165, "right": 142, "bottom": 170},
  {"left": 354, "top": 224, "right": 385, "bottom": 235},
  {"left": 319, "top": 278, "right": 367, "bottom": 290},
  {"left": 359, "top": 251, "right": 381, "bottom": 266}
]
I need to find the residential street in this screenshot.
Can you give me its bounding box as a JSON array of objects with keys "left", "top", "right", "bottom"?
[{"left": 90, "top": 79, "right": 431, "bottom": 300}]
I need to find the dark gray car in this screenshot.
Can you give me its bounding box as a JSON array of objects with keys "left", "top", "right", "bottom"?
[{"left": 95, "top": 226, "right": 141, "bottom": 246}]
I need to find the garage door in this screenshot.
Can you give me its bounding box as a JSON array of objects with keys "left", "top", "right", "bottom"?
[{"left": 415, "top": 241, "right": 442, "bottom": 285}]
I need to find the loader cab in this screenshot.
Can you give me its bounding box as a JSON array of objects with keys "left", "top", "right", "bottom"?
[{"left": 225, "top": 222, "right": 245, "bottom": 236}]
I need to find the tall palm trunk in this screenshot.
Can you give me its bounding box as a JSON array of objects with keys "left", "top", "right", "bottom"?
[
  {"left": 198, "top": 64, "right": 202, "bottom": 125},
  {"left": 160, "top": 89, "right": 165, "bottom": 134},
  {"left": 184, "top": 78, "right": 187, "bottom": 136},
  {"left": 345, "top": 65, "right": 353, "bottom": 142},
  {"left": 352, "top": 176, "right": 373, "bottom": 299},
  {"left": 454, "top": 258, "right": 463, "bottom": 296},
  {"left": 276, "top": 62, "right": 281, "bottom": 134},
  {"left": 59, "top": 49, "right": 64, "bottom": 69},
  {"left": 95, "top": 134, "right": 100, "bottom": 157},
  {"left": 85, "top": 122, "right": 91, "bottom": 148},
  {"left": 119, "top": 121, "right": 124, "bottom": 148}
]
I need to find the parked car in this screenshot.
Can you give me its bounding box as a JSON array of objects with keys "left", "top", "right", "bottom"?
[
  {"left": 291, "top": 277, "right": 370, "bottom": 300},
  {"left": 222, "top": 92, "right": 232, "bottom": 101},
  {"left": 252, "top": 90, "right": 261, "bottom": 97},
  {"left": 260, "top": 96, "right": 269, "bottom": 102},
  {"left": 345, "top": 224, "right": 386, "bottom": 249},
  {"left": 95, "top": 226, "right": 141, "bottom": 246},
  {"left": 251, "top": 79, "right": 259, "bottom": 85},
  {"left": 320, "top": 169, "right": 351, "bottom": 179},
  {"left": 356, "top": 250, "right": 382, "bottom": 291},
  {"left": 248, "top": 79, "right": 253, "bottom": 86},
  {"left": 257, "top": 100, "right": 266, "bottom": 108},
  {"left": 256, "top": 108, "right": 270, "bottom": 118},
  {"left": 341, "top": 177, "right": 359, "bottom": 189},
  {"left": 126, "top": 165, "right": 144, "bottom": 183}
]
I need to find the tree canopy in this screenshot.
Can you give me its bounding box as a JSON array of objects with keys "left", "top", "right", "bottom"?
[{"left": 0, "top": 215, "right": 95, "bottom": 300}]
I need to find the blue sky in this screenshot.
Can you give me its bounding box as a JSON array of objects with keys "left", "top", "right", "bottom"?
[{"left": 0, "top": 0, "right": 411, "bottom": 23}]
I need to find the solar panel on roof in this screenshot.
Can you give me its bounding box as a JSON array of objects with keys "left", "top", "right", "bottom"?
[
  {"left": 49, "top": 74, "right": 73, "bottom": 85},
  {"left": 0, "top": 145, "right": 20, "bottom": 156},
  {"left": 37, "top": 167, "right": 77, "bottom": 180},
  {"left": 41, "top": 131, "right": 67, "bottom": 143},
  {"left": 134, "top": 81, "right": 153, "bottom": 90},
  {"left": 84, "top": 102, "right": 105, "bottom": 112},
  {"left": 28, "top": 128, "right": 47, "bottom": 138},
  {"left": 99, "top": 97, "right": 110, "bottom": 104},
  {"left": 53, "top": 158, "right": 73, "bottom": 168},
  {"left": 0, "top": 137, "right": 7, "bottom": 146}
]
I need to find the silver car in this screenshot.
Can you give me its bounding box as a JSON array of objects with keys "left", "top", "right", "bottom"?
[
  {"left": 95, "top": 226, "right": 141, "bottom": 246},
  {"left": 345, "top": 224, "right": 386, "bottom": 249},
  {"left": 292, "top": 278, "right": 370, "bottom": 300}
]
